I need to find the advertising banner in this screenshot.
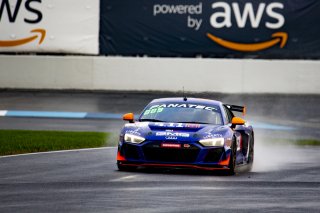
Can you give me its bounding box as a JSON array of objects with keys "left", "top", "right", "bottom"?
[
  {"left": 0, "top": 0, "right": 100, "bottom": 54},
  {"left": 100, "top": 0, "right": 320, "bottom": 59}
]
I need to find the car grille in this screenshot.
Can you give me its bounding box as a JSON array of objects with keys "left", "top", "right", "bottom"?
[
  {"left": 203, "top": 148, "right": 224, "bottom": 163},
  {"left": 122, "top": 143, "right": 140, "bottom": 160},
  {"left": 142, "top": 141, "right": 200, "bottom": 163}
]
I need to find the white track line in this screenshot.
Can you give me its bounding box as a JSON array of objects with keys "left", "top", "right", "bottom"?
[
  {"left": 110, "top": 175, "right": 139, "bottom": 182},
  {"left": 0, "top": 147, "right": 116, "bottom": 159},
  {"left": 0, "top": 110, "right": 7, "bottom": 116}
]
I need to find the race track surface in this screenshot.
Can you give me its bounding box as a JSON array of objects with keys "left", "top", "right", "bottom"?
[
  {"left": 0, "top": 147, "right": 320, "bottom": 213},
  {"left": 0, "top": 90, "right": 320, "bottom": 212}
]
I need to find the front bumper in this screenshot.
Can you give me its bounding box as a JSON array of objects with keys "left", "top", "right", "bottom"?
[{"left": 117, "top": 140, "right": 231, "bottom": 170}]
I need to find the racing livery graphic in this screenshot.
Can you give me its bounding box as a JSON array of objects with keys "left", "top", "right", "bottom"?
[{"left": 117, "top": 97, "right": 254, "bottom": 175}]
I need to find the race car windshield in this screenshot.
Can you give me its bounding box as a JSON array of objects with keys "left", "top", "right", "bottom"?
[{"left": 139, "top": 103, "right": 223, "bottom": 125}]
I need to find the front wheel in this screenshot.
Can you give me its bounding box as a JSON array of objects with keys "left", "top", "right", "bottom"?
[{"left": 227, "top": 140, "right": 237, "bottom": 175}]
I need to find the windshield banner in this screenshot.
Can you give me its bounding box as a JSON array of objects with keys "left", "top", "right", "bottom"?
[{"left": 100, "top": 0, "right": 320, "bottom": 59}]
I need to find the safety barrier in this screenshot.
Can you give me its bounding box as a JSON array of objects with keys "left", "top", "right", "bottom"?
[{"left": 0, "top": 55, "right": 319, "bottom": 94}]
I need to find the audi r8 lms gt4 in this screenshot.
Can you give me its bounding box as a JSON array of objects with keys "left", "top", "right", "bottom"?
[{"left": 117, "top": 97, "right": 254, "bottom": 175}]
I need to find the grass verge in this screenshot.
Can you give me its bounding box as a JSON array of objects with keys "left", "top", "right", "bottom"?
[
  {"left": 294, "top": 139, "right": 320, "bottom": 146},
  {"left": 0, "top": 130, "right": 110, "bottom": 156},
  {"left": 260, "top": 137, "right": 320, "bottom": 146}
]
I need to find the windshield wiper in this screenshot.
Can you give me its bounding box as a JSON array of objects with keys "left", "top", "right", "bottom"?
[{"left": 139, "top": 118, "right": 165, "bottom": 122}]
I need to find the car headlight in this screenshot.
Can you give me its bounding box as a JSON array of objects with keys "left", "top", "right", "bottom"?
[
  {"left": 124, "top": 134, "right": 145, "bottom": 144},
  {"left": 199, "top": 138, "right": 225, "bottom": 147}
]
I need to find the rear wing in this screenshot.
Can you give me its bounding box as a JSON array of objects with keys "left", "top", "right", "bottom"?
[{"left": 225, "top": 104, "right": 246, "bottom": 116}]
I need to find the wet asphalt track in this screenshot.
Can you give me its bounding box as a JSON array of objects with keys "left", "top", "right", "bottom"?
[
  {"left": 0, "top": 90, "right": 320, "bottom": 212},
  {"left": 0, "top": 147, "right": 320, "bottom": 212}
]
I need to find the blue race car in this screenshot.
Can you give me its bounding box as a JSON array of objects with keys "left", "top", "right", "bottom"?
[{"left": 117, "top": 97, "right": 254, "bottom": 175}]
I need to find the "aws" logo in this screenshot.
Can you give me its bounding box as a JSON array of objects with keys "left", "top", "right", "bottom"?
[
  {"left": 207, "top": 2, "right": 288, "bottom": 52},
  {"left": 0, "top": 0, "right": 45, "bottom": 47}
]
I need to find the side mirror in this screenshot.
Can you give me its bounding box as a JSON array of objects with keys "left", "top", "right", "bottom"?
[
  {"left": 123, "top": 113, "right": 134, "bottom": 123},
  {"left": 231, "top": 117, "right": 245, "bottom": 128}
]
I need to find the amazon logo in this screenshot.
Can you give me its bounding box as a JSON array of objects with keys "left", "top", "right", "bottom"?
[
  {"left": 0, "top": 0, "right": 45, "bottom": 47},
  {"left": 207, "top": 2, "right": 287, "bottom": 52},
  {"left": 207, "top": 32, "right": 287, "bottom": 52},
  {"left": 0, "top": 28, "right": 45, "bottom": 47}
]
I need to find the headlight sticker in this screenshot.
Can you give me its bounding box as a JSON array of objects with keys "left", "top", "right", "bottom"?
[
  {"left": 125, "top": 130, "right": 142, "bottom": 136},
  {"left": 203, "top": 132, "right": 223, "bottom": 139}
]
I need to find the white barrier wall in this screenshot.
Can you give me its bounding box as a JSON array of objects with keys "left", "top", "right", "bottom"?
[{"left": 0, "top": 55, "right": 319, "bottom": 94}]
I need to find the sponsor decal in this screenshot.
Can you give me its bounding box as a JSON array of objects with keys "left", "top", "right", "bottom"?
[
  {"left": 153, "top": 122, "right": 184, "bottom": 128},
  {"left": 143, "top": 107, "right": 163, "bottom": 115},
  {"left": 165, "top": 136, "right": 177, "bottom": 140},
  {"left": 156, "top": 132, "right": 190, "bottom": 137},
  {"left": 153, "top": 1, "right": 288, "bottom": 52},
  {"left": 152, "top": 122, "right": 202, "bottom": 129},
  {"left": 148, "top": 104, "right": 218, "bottom": 111},
  {"left": 185, "top": 123, "right": 200, "bottom": 128},
  {"left": 161, "top": 143, "right": 181, "bottom": 148}
]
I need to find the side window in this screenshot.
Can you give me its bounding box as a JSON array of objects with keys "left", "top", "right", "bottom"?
[{"left": 223, "top": 106, "right": 233, "bottom": 124}]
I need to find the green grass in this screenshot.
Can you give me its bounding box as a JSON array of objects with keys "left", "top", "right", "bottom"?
[
  {"left": 294, "top": 139, "right": 320, "bottom": 146},
  {"left": 0, "top": 130, "right": 111, "bottom": 156},
  {"left": 1, "top": 130, "right": 318, "bottom": 156}
]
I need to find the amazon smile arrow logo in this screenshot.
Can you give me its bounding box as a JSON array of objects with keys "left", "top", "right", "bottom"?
[
  {"left": 207, "top": 32, "right": 288, "bottom": 52},
  {"left": 0, "top": 28, "right": 46, "bottom": 47}
]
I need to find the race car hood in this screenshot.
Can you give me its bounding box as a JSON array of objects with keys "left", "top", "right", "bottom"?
[{"left": 122, "top": 122, "right": 231, "bottom": 142}]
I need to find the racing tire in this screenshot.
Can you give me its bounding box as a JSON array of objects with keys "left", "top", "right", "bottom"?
[
  {"left": 117, "top": 162, "right": 137, "bottom": 171},
  {"left": 227, "top": 139, "right": 237, "bottom": 175},
  {"left": 247, "top": 136, "right": 254, "bottom": 171}
]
